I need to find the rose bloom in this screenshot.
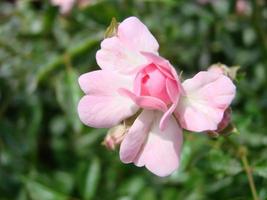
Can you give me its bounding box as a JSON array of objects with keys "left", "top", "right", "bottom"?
[
  {"left": 51, "top": 0, "right": 90, "bottom": 14},
  {"left": 236, "top": 0, "right": 249, "bottom": 15},
  {"left": 78, "top": 17, "right": 236, "bottom": 176}
]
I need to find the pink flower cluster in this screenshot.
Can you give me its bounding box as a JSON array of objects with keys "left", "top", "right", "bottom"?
[
  {"left": 77, "top": 17, "right": 236, "bottom": 177},
  {"left": 51, "top": 0, "right": 90, "bottom": 14}
]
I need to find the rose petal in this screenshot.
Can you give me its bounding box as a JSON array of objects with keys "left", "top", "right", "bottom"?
[
  {"left": 175, "top": 71, "right": 236, "bottom": 132},
  {"left": 78, "top": 70, "right": 133, "bottom": 94},
  {"left": 118, "top": 88, "right": 168, "bottom": 112},
  {"left": 159, "top": 78, "right": 180, "bottom": 130},
  {"left": 78, "top": 70, "right": 138, "bottom": 128},
  {"left": 96, "top": 17, "right": 159, "bottom": 74},
  {"left": 134, "top": 112, "right": 183, "bottom": 177},
  {"left": 141, "top": 52, "right": 175, "bottom": 80},
  {"left": 96, "top": 37, "right": 146, "bottom": 74},
  {"left": 118, "top": 17, "right": 159, "bottom": 53},
  {"left": 120, "top": 110, "right": 154, "bottom": 163},
  {"left": 78, "top": 95, "right": 138, "bottom": 128}
]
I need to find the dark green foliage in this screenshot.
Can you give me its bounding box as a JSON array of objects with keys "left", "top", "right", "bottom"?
[{"left": 0, "top": 0, "right": 266, "bottom": 199}]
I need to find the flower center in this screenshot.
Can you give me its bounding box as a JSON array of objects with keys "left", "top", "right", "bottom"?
[{"left": 135, "top": 64, "right": 172, "bottom": 105}]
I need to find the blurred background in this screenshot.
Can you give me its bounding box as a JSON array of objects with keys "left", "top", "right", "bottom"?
[{"left": 0, "top": 0, "right": 267, "bottom": 199}]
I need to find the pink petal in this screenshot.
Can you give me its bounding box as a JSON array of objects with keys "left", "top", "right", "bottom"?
[
  {"left": 77, "top": 70, "right": 138, "bottom": 128},
  {"left": 96, "top": 37, "right": 146, "bottom": 74},
  {"left": 136, "top": 53, "right": 182, "bottom": 131},
  {"left": 118, "top": 17, "right": 159, "bottom": 53},
  {"left": 141, "top": 52, "right": 175, "bottom": 80},
  {"left": 134, "top": 112, "right": 183, "bottom": 177},
  {"left": 159, "top": 103, "right": 177, "bottom": 131},
  {"left": 175, "top": 71, "right": 236, "bottom": 132},
  {"left": 141, "top": 64, "right": 171, "bottom": 103},
  {"left": 159, "top": 78, "right": 180, "bottom": 130},
  {"left": 166, "top": 78, "right": 180, "bottom": 103},
  {"left": 78, "top": 70, "right": 133, "bottom": 94},
  {"left": 96, "top": 17, "right": 159, "bottom": 74},
  {"left": 133, "top": 72, "right": 143, "bottom": 95},
  {"left": 120, "top": 110, "right": 154, "bottom": 163},
  {"left": 118, "top": 88, "right": 168, "bottom": 112},
  {"left": 78, "top": 95, "right": 138, "bottom": 128}
]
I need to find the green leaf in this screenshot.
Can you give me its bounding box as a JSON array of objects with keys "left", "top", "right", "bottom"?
[
  {"left": 119, "top": 176, "right": 145, "bottom": 198},
  {"left": 36, "top": 35, "right": 101, "bottom": 84},
  {"left": 83, "top": 157, "right": 101, "bottom": 200},
  {"left": 254, "top": 160, "right": 267, "bottom": 179},
  {"left": 74, "top": 129, "right": 106, "bottom": 156},
  {"left": 55, "top": 66, "right": 82, "bottom": 133},
  {"left": 26, "top": 180, "right": 68, "bottom": 200},
  {"left": 137, "top": 187, "right": 157, "bottom": 200}
]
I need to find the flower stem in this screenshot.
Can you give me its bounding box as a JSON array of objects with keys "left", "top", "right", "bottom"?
[
  {"left": 223, "top": 133, "right": 259, "bottom": 200},
  {"left": 238, "top": 146, "right": 259, "bottom": 200}
]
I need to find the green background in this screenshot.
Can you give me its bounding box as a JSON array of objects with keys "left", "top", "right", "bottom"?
[{"left": 0, "top": 0, "right": 267, "bottom": 199}]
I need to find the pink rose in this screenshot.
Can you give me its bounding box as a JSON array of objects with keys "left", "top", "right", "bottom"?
[
  {"left": 236, "top": 0, "right": 249, "bottom": 15},
  {"left": 78, "top": 17, "right": 236, "bottom": 176},
  {"left": 51, "top": 0, "right": 75, "bottom": 14},
  {"left": 51, "top": 0, "right": 91, "bottom": 14}
]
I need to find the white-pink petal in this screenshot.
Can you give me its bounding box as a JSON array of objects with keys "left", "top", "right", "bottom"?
[
  {"left": 175, "top": 71, "right": 236, "bottom": 132},
  {"left": 120, "top": 111, "right": 183, "bottom": 177},
  {"left": 96, "top": 17, "right": 159, "bottom": 74},
  {"left": 120, "top": 110, "right": 154, "bottom": 163},
  {"left": 78, "top": 70, "right": 132, "bottom": 94},
  {"left": 134, "top": 112, "right": 183, "bottom": 177},
  {"left": 118, "top": 88, "right": 168, "bottom": 112},
  {"left": 159, "top": 78, "right": 181, "bottom": 131},
  {"left": 77, "top": 70, "right": 138, "bottom": 128},
  {"left": 96, "top": 37, "right": 146, "bottom": 74},
  {"left": 118, "top": 17, "right": 159, "bottom": 54},
  {"left": 78, "top": 95, "right": 138, "bottom": 128}
]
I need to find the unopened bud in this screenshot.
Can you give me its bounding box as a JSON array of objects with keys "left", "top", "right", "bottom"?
[
  {"left": 207, "top": 108, "right": 234, "bottom": 137},
  {"left": 217, "top": 108, "right": 232, "bottom": 132},
  {"left": 102, "top": 110, "right": 142, "bottom": 150},
  {"left": 208, "top": 63, "right": 240, "bottom": 80},
  {"left": 104, "top": 17, "right": 119, "bottom": 38},
  {"left": 102, "top": 124, "right": 127, "bottom": 150}
]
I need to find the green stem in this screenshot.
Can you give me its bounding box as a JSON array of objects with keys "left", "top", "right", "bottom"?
[
  {"left": 225, "top": 135, "right": 259, "bottom": 200},
  {"left": 238, "top": 146, "right": 259, "bottom": 200}
]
